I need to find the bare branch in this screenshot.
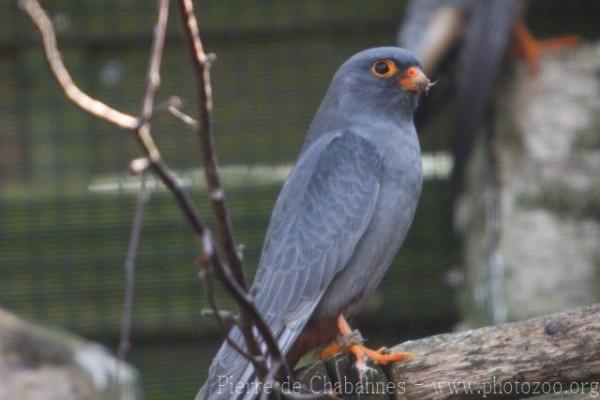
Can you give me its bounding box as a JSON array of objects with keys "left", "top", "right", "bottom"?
[
  {"left": 175, "top": 0, "right": 246, "bottom": 289},
  {"left": 116, "top": 171, "right": 150, "bottom": 370},
  {"left": 168, "top": 104, "right": 199, "bottom": 128},
  {"left": 148, "top": 160, "right": 209, "bottom": 235},
  {"left": 140, "top": 4, "right": 167, "bottom": 124},
  {"left": 135, "top": 0, "right": 171, "bottom": 162},
  {"left": 19, "top": 0, "right": 207, "bottom": 242},
  {"left": 157, "top": 96, "right": 199, "bottom": 127},
  {"left": 22, "top": 0, "right": 292, "bottom": 390},
  {"left": 18, "top": 0, "right": 139, "bottom": 130},
  {"left": 176, "top": 0, "right": 292, "bottom": 381}
]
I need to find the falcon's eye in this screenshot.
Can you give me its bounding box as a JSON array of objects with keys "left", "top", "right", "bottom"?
[
  {"left": 370, "top": 60, "right": 398, "bottom": 79},
  {"left": 373, "top": 61, "right": 389, "bottom": 74}
]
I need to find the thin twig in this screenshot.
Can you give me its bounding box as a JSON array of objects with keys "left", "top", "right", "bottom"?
[
  {"left": 140, "top": 7, "right": 167, "bottom": 124},
  {"left": 135, "top": 0, "right": 170, "bottom": 162},
  {"left": 155, "top": 96, "right": 200, "bottom": 127},
  {"left": 116, "top": 171, "right": 150, "bottom": 370},
  {"left": 168, "top": 104, "right": 199, "bottom": 128}
]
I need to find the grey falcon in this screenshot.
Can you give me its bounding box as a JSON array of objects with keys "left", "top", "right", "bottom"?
[{"left": 198, "top": 46, "right": 431, "bottom": 399}]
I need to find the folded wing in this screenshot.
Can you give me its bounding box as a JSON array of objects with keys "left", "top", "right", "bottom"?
[{"left": 198, "top": 131, "right": 383, "bottom": 399}]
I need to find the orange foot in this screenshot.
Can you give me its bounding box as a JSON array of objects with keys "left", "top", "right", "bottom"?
[
  {"left": 511, "top": 18, "right": 582, "bottom": 75},
  {"left": 318, "top": 315, "right": 414, "bottom": 375}
]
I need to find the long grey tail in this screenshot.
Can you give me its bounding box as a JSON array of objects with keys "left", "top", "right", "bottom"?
[{"left": 450, "top": 0, "right": 520, "bottom": 191}]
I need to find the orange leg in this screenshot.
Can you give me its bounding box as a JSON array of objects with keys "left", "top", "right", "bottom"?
[
  {"left": 318, "top": 342, "right": 343, "bottom": 360},
  {"left": 512, "top": 18, "right": 581, "bottom": 75},
  {"left": 318, "top": 315, "right": 414, "bottom": 369}
]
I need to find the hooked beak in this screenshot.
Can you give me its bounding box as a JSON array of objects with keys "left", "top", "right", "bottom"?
[{"left": 399, "top": 66, "right": 432, "bottom": 93}]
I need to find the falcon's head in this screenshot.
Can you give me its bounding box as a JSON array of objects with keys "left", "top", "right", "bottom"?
[{"left": 330, "top": 47, "right": 432, "bottom": 116}]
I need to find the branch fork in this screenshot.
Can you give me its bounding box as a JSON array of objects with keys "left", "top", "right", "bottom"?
[{"left": 20, "top": 0, "right": 291, "bottom": 393}]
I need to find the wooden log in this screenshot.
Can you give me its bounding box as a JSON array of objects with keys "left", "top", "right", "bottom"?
[
  {"left": 388, "top": 304, "right": 600, "bottom": 399},
  {"left": 295, "top": 304, "right": 600, "bottom": 399}
]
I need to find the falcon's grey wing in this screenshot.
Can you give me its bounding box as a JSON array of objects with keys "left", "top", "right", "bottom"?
[
  {"left": 198, "top": 131, "right": 383, "bottom": 399},
  {"left": 253, "top": 131, "right": 383, "bottom": 337}
]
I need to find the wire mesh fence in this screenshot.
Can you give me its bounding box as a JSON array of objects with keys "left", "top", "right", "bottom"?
[{"left": 0, "top": 0, "right": 470, "bottom": 398}]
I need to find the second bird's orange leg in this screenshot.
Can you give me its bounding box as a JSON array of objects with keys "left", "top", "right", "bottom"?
[
  {"left": 512, "top": 18, "right": 581, "bottom": 75},
  {"left": 318, "top": 314, "right": 414, "bottom": 368}
]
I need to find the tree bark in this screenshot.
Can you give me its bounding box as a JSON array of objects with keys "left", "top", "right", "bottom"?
[{"left": 295, "top": 304, "right": 600, "bottom": 399}]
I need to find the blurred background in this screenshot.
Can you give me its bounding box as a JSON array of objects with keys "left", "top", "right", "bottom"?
[{"left": 0, "top": 1, "right": 598, "bottom": 399}]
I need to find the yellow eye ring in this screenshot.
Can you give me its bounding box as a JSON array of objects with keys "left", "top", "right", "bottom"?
[{"left": 371, "top": 60, "right": 398, "bottom": 79}]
